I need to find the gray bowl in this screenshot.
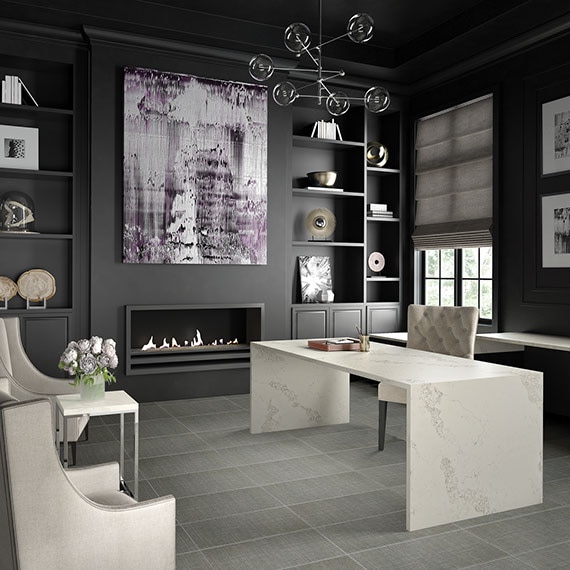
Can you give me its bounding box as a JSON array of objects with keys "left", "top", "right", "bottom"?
[{"left": 307, "top": 171, "right": 337, "bottom": 187}]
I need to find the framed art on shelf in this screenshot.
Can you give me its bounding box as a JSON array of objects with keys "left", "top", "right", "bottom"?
[
  {"left": 542, "top": 95, "right": 570, "bottom": 176},
  {"left": 542, "top": 192, "right": 570, "bottom": 267},
  {"left": 298, "top": 255, "right": 332, "bottom": 303},
  {"left": 0, "top": 125, "right": 39, "bottom": 170}
]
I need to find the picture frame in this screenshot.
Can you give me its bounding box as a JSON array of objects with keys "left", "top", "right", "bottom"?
[
  {"left": 542, "top": 95, "right": 570, "bottom": 175},
  {"left": 542, "top": 192, "right": 570, "bottom": 267},
  {"left": 0, "top": 125, "right": 39, "bottom": 170},
  {"left": 298, "top": 255, "right": 333, "bottom": 303}
]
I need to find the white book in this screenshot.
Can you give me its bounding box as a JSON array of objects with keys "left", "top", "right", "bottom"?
[
  {"left": 1, "top": 79, "right": 5, "bottom": 103},
  {"left": 368, "top": 203, "right": 388, "bottom": 211},
  {"left": 19, "top": 78, "right": 39, "bottom": 106},
  {"left": 5, "top": 75, "right": 12, "bottom": 103}
]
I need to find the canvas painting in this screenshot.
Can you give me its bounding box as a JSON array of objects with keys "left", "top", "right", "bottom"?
[
  {"left": 298, "top": 256, "right": 332, "bottom": 303},
  {"left": 123, "top": 66, "right": 267, "bottom": 264}
]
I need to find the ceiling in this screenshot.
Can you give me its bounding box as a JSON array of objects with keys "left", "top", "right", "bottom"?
[{"left": 2, "top": 0, "right": 570, "bottom": 88}]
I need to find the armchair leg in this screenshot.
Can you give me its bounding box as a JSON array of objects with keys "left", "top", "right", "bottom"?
[
  {"left": 378, "top": 400, "right": 388, "bottom": 451},
  {"left": 70, "top": 442, "right": 77, "bottom": 466}
]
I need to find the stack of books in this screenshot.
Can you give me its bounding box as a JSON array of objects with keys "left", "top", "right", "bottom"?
[
  {"left": 367, "top": 203, "right": 394, "bottom": 218},
  {"left": 310, "top": 119, "right": 343, "bottom": 141},
  {"left": 1, "top": 75, "right": 38, "bottom": 106}
]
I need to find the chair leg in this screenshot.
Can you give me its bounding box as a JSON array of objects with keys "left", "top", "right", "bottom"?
[
  {"left": 378, "top": 400, "right": 388, "bottom": 451},
  {"left": 70, "top": 442, "right": 77, "bottom": 466}
]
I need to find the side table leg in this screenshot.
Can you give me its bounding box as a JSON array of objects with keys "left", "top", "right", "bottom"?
[
  {"left": 62, "top": 414, "right": 69, "bottom": 469},
  {"left": 119, "top": 413, "right": 125, "bottom": 483}
]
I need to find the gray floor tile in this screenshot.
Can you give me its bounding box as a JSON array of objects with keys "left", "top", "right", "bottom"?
[
  {"left": 543, "top": 437, "right": 570, "bottom": 460},
  {"left": 178, "top": 410, "right": 250, "bottom": 433},
  {"left": 237, "top": 454, "right": 350, "bottom": 485},
  {"left": 351, "top": 529, "right": 508, "bottom": 570},
  {"left": 543, "top": 455, "right": 570, "bottom": 482},
  {"left": 80, "top": 423, "right": 117, "bottom": 444},
  {"left": 318, "top": 510, "right": 456, "bottom": 552},
  {"left": 177, "top": 524, "right": 199, "bottom": 554},
  {"left": 544, "top": 478, "right": 570, "bottom": 505},
  {"left": 139, "top": 449, "right": 233, "bottom": 479},
  {"left": 176, "top": 487, "right": 282, "bottom": 524},
  {"left": 515, "top": 539, "right": 570, "bottom": 568},
  {"left": 139, "top": 401, "right": 173, "bottom": 421},
  {"left": 159, "top": 397, "right": 243, "bottom": 416},
  {"left": 286, "top": 556, "right": 365, "bottom": 569},
  {"left": 466, "top": 557, "right": 536, "bottom": 569},
  {"left": 176, "top": 550, "right": 213, "bottom": 569},
  {"left": 199, "top": 427, "right": 295, "bottom": 449},
  {"left": 201, "top": 529, "right": 345, "bottom": 569},
  {"left": 466, "top": 506, "right": 570, "bottom": 555},
  {"left": 289, "top": 489, "right": 404, "bottom": 527},
  {"left": 183, "top": 506, "right": 310, "bottom": 549},
  {"left": 150, "top": 467, "right": 256, "bottom": 499},
  {"left": 138, "top": 417, "right": 193, "bottom": 438},
  {"left": 288, "top": 422, "right": 371, "bottom": 439},
  {"left": 296, "top": 428, "right": 379, "bottom": 453},
  {"left": 223, "top": 439, "right": 319, "bottom": 467},
  {"left": 357, "top": 462, "right": 406, "bottom": 488},
  {"left": 263, "top": 471, "right": 386, "bottom": 505},
  {"left": 225, "top": 394, "right": 250, "bottom": 410},
  {"left": 327, "top": 441, "right": 406, "bottom": 470},
  {"left": 138, "top": 432, "right": 211, "bottom": 458}
]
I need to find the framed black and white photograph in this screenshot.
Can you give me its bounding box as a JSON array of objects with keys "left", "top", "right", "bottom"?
[
  {"left": 298, "top": 255, "right": 332, "bottom": 303},
  {"left": 0, "top": 125, "right": 39, "bottom": 170},
  {"left": 542, "top": 193, "right": 570, "bottom": 267},
  {"left": 542, "top": 95, "right": 570, "bottom": 175}
]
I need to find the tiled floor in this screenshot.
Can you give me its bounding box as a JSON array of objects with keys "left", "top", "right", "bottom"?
[{"left": 75, "top": 379, "right": 570, "bottom": 569}]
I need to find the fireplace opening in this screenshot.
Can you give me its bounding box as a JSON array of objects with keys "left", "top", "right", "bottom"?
[{"left": 126, "top": 304, "right": 264, "bottom": 375}]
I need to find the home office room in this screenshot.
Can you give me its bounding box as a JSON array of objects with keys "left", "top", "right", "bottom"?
[{"left": 1, "top": 1, "right": 570, "bottom": 568}]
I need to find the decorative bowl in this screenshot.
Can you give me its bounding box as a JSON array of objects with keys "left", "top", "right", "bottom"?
[{"left": 307, "top": 171, "right": 337, "bottom": 187}]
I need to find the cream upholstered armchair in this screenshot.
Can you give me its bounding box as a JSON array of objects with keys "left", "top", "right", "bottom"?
[
  {"left": 0, "top": 392, "right": 176, "bottom": 570},
  {"left": 0, "top": 317, "right": 89, "bottom": 463},
  {"left": 377, "top": 304, "right": 479, "bottom": 450}
]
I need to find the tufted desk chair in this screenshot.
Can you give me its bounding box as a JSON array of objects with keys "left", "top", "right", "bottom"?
[
  {"left": 0, "top": 317, "right": 89, "bottom": 464},
  {"left": 377, "top": 304, "right": 479, "bottom": 450}
]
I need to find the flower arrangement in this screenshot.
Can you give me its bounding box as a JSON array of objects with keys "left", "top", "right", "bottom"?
[{"left": 59, "top": 336, "right": 118, "bottom": 386}]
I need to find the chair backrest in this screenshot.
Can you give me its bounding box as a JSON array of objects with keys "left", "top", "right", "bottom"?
[
  {"left": 407, "top": 304, "right": 479, "bottom": 359},
  {"left": 0, "top": 319, "right": 13, "bottom": 376}
]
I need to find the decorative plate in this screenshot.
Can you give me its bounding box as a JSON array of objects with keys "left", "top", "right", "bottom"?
[
  {"left": 368, "top": 251, "right": 385, "bottom": 273},
  {"left": 0, "top": 276, "right": 18, "bottom": 301},
  {"left": 305, "top": 208, "right": 336, "bottom": 239},
  {"left": 17, "top": 269, "right": 56, "bottom": 302},
  {"left": 366, "top": 142, "right": 389, "bottom": 167}
]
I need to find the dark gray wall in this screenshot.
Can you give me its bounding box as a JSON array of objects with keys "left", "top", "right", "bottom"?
[{"left": 87, "top": 32, "right": 291, "bottom": 401}]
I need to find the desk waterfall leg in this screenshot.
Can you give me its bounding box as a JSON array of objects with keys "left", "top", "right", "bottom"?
[
  {"left": 250, "top": 344, "right": 350, "bottom": 434},
  {"left": 406, "top": 372, "right": 543, "bottom": 531},
  {"left": 62, "top": 413, "right": 69, "bottom": 468}
]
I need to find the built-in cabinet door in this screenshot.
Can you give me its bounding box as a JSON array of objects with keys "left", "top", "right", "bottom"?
[
  {"left": 292, "top": 308, "right": 328, "bottom": 339},
  {"left": 367, "top": 305, "right": 400, "bottom": 334},
  {"left": 331, "top": 306, "right": 363, "bottom": 338},
  {"left": 21, "top": 316, "right": 69, "bottom": 376}
]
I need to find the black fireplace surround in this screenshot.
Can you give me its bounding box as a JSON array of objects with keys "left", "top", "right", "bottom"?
[{"left": 125, "top": 303, "right": 264, "bottom": 375}]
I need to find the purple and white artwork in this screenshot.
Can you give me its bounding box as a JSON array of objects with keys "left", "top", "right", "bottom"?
[{"left": 123, "top": 66, "right": 267, "bottom": 264}]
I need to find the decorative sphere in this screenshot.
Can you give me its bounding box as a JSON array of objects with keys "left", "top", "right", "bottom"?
[
  {"left": 249, "top": 54, "right": 274, "bottom": 81},
  {"left": 364, "top": 86, "right": 390, "bottom": 113},
  {"left": 273, "top": 82, "right": 298, "bottom": 106},
  {"left": 284, "top": 22, "right": 311, "bottom": 53},
  {"left": 347, "top": 13, "right": 374, "bottom": 43},
  {"left": 326, "top": 92, "right": 350, "bottom": 116}
]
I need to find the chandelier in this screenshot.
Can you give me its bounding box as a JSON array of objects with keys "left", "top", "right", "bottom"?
[{"left": 248, "top": 2, "right": 390, "bottom": 117}]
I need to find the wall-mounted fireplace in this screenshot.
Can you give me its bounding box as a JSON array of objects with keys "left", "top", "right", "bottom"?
[{"left": 125, "top": 303, "right": 264, "bottom": 375}]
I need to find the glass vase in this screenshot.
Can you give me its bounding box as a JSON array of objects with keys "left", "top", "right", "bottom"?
[{"left": 80, "top": 373, "right": 105, "bottom": 401}]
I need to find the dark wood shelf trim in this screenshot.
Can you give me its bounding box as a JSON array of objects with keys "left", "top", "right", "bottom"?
[
  {"left": 366, "top": 166, "right": 401, "bottom": 175},
  {"left": 0, "top": 102, "right": 73, "bottom": 116},
  {"left": 366, "top": 276, "right": 400, "bottom": 282}
]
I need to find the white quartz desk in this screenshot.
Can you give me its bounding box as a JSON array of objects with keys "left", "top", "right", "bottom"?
[{"left": 250, "top": 339, "right": 543, "bottom": 531}]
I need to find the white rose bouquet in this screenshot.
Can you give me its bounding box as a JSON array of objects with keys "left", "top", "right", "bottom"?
[{"left": 59, "top": 336, "right": 118, "bottom": 386}]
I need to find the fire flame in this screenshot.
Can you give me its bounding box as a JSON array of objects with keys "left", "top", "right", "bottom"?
[{"left": 141, "top": 329, "right": 239, "bottom": 351}]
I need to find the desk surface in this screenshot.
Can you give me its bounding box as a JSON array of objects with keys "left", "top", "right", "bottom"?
[
  {"left": 252, "top": 339, "right": 537, "bottom": 390},
  {"left": 56, "top": 390, "right": 138, "bottom": 417},
  {"left": 371, "top": 331, "right": 570, "bottom": 353}
]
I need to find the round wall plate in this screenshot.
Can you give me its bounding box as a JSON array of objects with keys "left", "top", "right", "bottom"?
[
  {"left": 0, "top": 276, "right": 18, "bottom": 301},
  {"left": 366, "top": 142, "right": 389, "bottom": 167},
  {"left": 305, "top": 208, "right": 336, "bottom": 239},
  {"left": 368, "top": 251, "right": 385, "bottom": 273},
  {"left": 17, "top": 269, "right": 56, "bottom": 302}
]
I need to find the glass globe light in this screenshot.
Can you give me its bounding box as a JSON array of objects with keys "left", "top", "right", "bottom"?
[
  {"left": 249, "top": 54, "right": 274, "bottom": 81},
  {"left": 347, "top": 13, "right": 374, "bottom": 43},
  {"left": 284, "top": 22, "right": 311, "bottom": 53},
  {"left": 326, "top": 92, "right": 350, "bottom": 116},
  {"left": 364, "top": 86, "right": 390, "bottom": 113},
  {"left": 273, "top": 82, "right": 298, "bottom": 106}
]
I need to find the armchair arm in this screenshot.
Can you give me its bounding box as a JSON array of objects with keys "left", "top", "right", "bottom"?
[{"left": 66, "top": 462, "right": 120, "bottom": 495}]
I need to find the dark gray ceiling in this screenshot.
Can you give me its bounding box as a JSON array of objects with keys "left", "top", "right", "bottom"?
[{"left": 1, "top": 0, "right": 570, "bottom": 87}]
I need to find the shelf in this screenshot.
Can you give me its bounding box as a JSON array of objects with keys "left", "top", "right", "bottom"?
[
  {"left": 366, "top": 167, "right": 400, "bottom": 175},
  {"left": 0, "top": 168, "right": 73, "bottom": 179},
  {"left": 293, "top": 188, "right": 364, "bottom": 198},
  {"left": 293, "top": 135, "right": 364, "bottom": 150},
  {"left": 366, "top": 276, "right": 400, "bottom": 282},
  {"left": 292, "top": 241, "right": 364, "bottom": 247},
  {"left": 366, "top": 216, "right": 400, "bottom": 222},
  {"left": 0, "top": 308, "right": 73, "bottom": 315},
  {"left": 0, "top": 102, "right": 73, "bottom": 116},
  {"left": 0, "top": 232, "right": 72, "bottom": 240}
]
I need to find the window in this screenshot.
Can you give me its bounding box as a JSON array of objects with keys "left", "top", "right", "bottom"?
[{"left": 423, "top": 247, "right": 492, "bottom": 321}]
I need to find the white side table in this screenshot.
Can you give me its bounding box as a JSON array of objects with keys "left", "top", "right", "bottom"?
[{"left": 55, "top": 390, "right": 139, "bottom": 500}]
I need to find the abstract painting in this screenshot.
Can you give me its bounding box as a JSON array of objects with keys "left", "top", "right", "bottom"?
[
  {"left": 298, "top": 256, "right": 332, "bottom": 303},
  {"left": 123, "top": 66, "right": 267, "bottom": 264}
]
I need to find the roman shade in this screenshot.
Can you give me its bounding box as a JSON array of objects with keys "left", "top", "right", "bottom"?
[{"left": 412, "top": 94, "right": 493, "bottom": 250}]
